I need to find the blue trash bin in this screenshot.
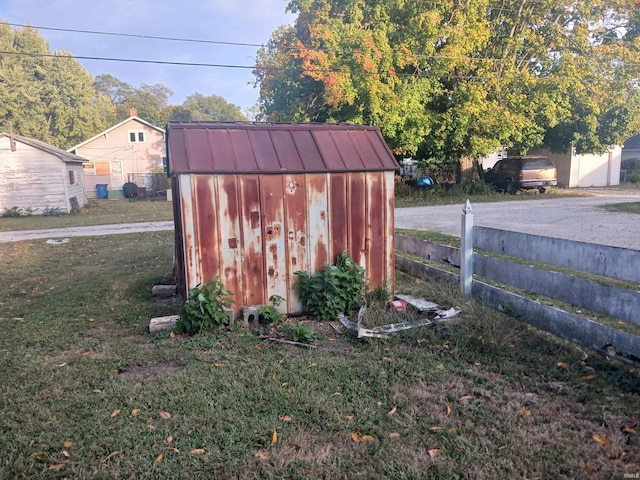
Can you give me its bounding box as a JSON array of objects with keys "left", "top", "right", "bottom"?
[{"left": 96, "top": 184, "right": 109, "bottom": 199}]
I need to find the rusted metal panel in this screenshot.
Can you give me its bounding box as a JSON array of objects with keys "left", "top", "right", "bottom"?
[
  {"left": 330, "top": 130, "right": 366, "bottom": 170},
  {"left": 193, "top": 175, "right": 220, "bottom": 285},
  {"left": 365, "top": 172, "right": 385, "bottom": 289},
  {"left": 260, "top": 175, "right": 289, "bottom": 310},
  {"left": 290, "top": 130, "right": 326, "bottom": 171},
  {"left": 283, "top": 174, "right": 309, "bottom": 312},
  {"left": 329, "top": 173, "right": 348, "bottom": 257},
  {"left": 306, "top": 174, "right": 330, "bottom": 271},
  {"left": 247, "top": 130, "right": 278, "bottom": 171},
  {"left": 271, "top": 130, "right": 305, "bottom": 171},
  {"left": 348, "top": 172, "right": 367, "bottom": 268},
  {"left": 216, "top": 175, "right": 243, "bottom": 309},
  {"left": 178, "top": 175, "right": 198, "bottom": 290},
  {"left": 238, "top": 175, "right": 265, "bottom": 307},
  {"left": 311, "top": 130, "right": 346, "bottom": 170},
  {"left": 183, "top": 129, "right": 215, "bottom": 172},
  {"left": 384, "top": 171, "right": 395, "bottom": 294}
]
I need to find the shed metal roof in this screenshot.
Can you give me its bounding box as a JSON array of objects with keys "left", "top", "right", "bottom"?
[{"left": 167, "top": 122, "right": 399, "bottom": 174}]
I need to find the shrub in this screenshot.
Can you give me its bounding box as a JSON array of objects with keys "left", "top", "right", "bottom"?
[
  {"left": 294, "top": 251, "right": 366, "bottom": 320},
  {"left": 283, "top": 322, "right": 314, "bottom": 343},
  {"left": 175, "top": 276, "right": 234, "bottom": 334},
  {"left": 627, "top": 172, "right": 640, "bottom": 184}
]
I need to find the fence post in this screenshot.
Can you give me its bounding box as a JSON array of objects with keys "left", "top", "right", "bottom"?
[{"left": 460, "top": 200, "right": 473, "bottom": 296}]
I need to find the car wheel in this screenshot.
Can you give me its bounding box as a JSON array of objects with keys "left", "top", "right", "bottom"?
[
  {"left": 506, "top": 180, "right": 517, "bottom": 195},
  {"left": 538, "top": 187, "right": 546, "bottom": 194}
]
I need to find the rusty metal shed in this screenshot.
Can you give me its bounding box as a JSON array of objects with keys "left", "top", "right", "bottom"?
[{"left": 167, "top": 122, "right": 399, "bottom": 316}]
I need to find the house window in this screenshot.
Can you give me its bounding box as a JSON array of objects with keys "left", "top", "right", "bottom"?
[
  {"left": 129, "top": 130, "right": 145, "bottom": 143},
  {"left": 83, "top": 163, "right": 95, "bottom": 175},
  {"left": 69, "top": 170, "right": 75, "bottom": 185}
]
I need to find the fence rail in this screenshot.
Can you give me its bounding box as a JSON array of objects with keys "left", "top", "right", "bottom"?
[{"left": 394, "top": 205, "right": 640, "bottom": 366}]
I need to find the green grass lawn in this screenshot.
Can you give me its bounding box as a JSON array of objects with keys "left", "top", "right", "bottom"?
[
  {"left": 1, "top": 232, "right": 638, "bottom": 479},
  {"left": 0, "top": 199, "right": 175, "bottom": 232},
  {"left": 603, "top": 202, "right": 640, "bottom": 214}
]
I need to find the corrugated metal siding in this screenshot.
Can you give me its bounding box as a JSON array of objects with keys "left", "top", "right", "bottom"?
[
  {"left": 175, "top": 172, "right": 394, "bottom": 315},
  {"left": 169, "top": 122, "right": 398, "bottom": 316},
  {"left": 168, "top": 122, "right": 399, "bottom": 174}
]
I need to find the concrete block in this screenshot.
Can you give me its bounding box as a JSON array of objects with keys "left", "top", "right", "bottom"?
[
  {"left": 242, "top": 305, "right": 261, "bottom": 327},
  {"left": 224, "top": 308, "right": 236, "bottom": 325},
  {"left": 149, "top": 315, "right": 180, "bottom": 333},
  {"left": 152, "top": 284, "right": 177, "bottom": 297}
]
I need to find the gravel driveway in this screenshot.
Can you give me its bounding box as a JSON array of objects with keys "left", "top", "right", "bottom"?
[{"left": 395, "top": 188, "right": 640, "bottom": 251}]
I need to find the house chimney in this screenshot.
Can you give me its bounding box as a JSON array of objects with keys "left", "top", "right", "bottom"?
[
  {"left": 9, "top": 122, "right": 16, "bottom": 151},
  {"left": 129, "top": 107, "right": 138, "bottom": 117}
]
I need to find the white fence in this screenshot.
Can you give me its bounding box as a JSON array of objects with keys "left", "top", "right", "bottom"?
[{"left": 395, "top": 202, "right": 640, "bottom": 365}]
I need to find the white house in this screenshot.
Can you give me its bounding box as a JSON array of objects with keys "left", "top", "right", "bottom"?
[{"left": 0, "top": 133, "right": 87, "bottom": 214}]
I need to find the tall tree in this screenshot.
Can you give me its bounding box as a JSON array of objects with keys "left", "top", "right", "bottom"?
[
  {"left": 170, "top": 93, "right": 248, "bottom": 121},
  {"left": 254, "top": 0, "right": 640, "bottom": 178},
  {"left": 93, "top": 74, "right": 174, "bottom": 127},
  {"left": 0, "top": 23, "right": 114, "bottom": 148}
]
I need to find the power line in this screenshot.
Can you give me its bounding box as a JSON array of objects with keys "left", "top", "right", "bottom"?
[{"left": 4, "top": 22, "right": 265, "bottom": 49}]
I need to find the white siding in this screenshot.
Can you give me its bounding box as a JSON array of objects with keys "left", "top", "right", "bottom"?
[{"left": 0, "top": 137, "right": 86, "bottom": 213}]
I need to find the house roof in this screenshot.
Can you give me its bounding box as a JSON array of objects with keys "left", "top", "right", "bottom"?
[
  {"left": 624, "top": 134, "right": 640, "bottom": 150},
  {"left": 167, "top": 122, "right": 399, "bottom": 175},
  {"left": 67, "top": 116, "right": 165, "bottom": 152},
  {"left": 0, "top": 133, "right": 88, "bottom": 164}
]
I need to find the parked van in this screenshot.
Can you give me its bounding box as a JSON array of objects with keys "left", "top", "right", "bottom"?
[{"left": 484, "top": 156, "right": 557, "bottom": 194}]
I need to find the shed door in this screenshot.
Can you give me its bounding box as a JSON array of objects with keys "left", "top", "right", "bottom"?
[{"left": 260, "top": 175, "right": 288, "bottom": 311}]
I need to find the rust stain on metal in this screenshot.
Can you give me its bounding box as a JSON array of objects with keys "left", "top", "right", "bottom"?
[{"left": 168, "top": 123, "right": 398, "bottom": 314}]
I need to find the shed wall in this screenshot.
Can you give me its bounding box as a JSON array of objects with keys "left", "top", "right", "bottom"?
[
  {"left": 0, "top": 137, "right": 85, "bottom": 213},
  {"left": 176, "top": 171, "right": 395, "bottom": 314}
]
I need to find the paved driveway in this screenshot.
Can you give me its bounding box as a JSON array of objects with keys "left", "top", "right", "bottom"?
[{"left": 395, "top": 188, "right": 640, "bottom": 250}]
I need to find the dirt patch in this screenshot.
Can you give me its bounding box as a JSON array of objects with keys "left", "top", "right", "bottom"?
[{"left": 119, "top": 362, "right": 183, "bottom": 378}]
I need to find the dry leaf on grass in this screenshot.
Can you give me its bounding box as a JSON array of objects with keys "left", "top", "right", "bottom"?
[
  {"left": 92, "top": 389, "right": 101, "bottom": 393},
  {"left": 361, "top": 435, "right": 375, "bottom": 442},
  {"left": 623, "top": 427, "right": 636, "bottom": 434},
  {"left": 255, "top": 451, "right": 268, "bottom": 460},
  {"left": 389, "top": 432, "right": 401, "bottom": 439},
  {"left": 103, "top": 451, "right": 120, "bottom": 462},
  {"left": 582, "top": 374, "right": 596, "bottom": 381},
  {"left": 445, "top": 404, "right": 452, "bottom": 416},
  {"left": 166, "top": 436, "right": 173, "bottom": 444},
  {"left": 459, "top": 395, "right": 474, "bottom": 401},
  {"left": 214, "top": 363, "right": 225, "bottom": 367},
  {"left": 48, "top": 464, "right": 65, "bottom": 471},
  {"left": 428, "top": 449, "right": 442, "bottom": 458},
  {"left": 279, "top": 415, "right": 292, "bottom": 421},
  {"left": 351, "top": 433, "right": 361, "bottom": 443},
  {"left": 271, "top": 430, "right": 278, "bottom": 446},
  {"left": 189, "top": 449, "right": 205, "bottom": 455},
  {"left": 518, "top": 409, "right": 531, "bottom": 416},
  {"left": 30, "top": 451, "right": 46, "bottom": 457},
  {"left": 430, "top": 426, "right": 445, "bottom": 431},
  {"left": 592, "top": 433, "right": 611, "bottom": 445},
  {"left": 131, "top": 409, "right": 140, "bottom": 416},
  {"left": 557, "top": 362, "right": 569, "bottom": 371},
  {"left": 62, "top": 450, "right": 70, "bottom": 458},
  {"left": 111, "top": 409, "right": 121, "bottom": 418},
  {"left": 159, "top": 411, "right": 171, "bottom": 419},
  {"left": 387, "top": 406, "right": 397, "bottom": 416},
  {"left": 63, "top": 441, "right": 73, "bottom": 448},
  {"left": 155, "top": 453, "right": 163, "bottom": 462}
]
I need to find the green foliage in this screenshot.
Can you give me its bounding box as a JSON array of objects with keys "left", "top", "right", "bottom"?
[
  {"left": 170, "top": 93, "right": 248, "bottom": 122},
  {"left": 255, "top": 0, "right": 640, "bottom": 178},
  {"left": 1, "top": 206, "right": 33, "bottom": 218},
  {"left": 283, "top": 322, "right": 315, "bottom": 343},
  {"left": 259, "top": 295, "right": 286, "bottom": 324},
  {"left": 0, "top": 23, "right": 114, "bottom": 148},
  {"left": 627, "top": 172, "right": 640, "bottom": 183},
  {"left": 294, "top": 251, "right": 366, "bottom": 321},
  {"left": 175, "top": 276, "right": 234, "bottom": 334}
]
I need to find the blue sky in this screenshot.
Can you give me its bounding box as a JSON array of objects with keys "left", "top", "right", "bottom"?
[{"left": 0, "top": 0, "right": 295, "bottom": 113}]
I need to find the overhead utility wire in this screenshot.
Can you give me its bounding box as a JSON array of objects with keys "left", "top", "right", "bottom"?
[{"left": 5, "top": 22, "right": 265, "bottom": 48}]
